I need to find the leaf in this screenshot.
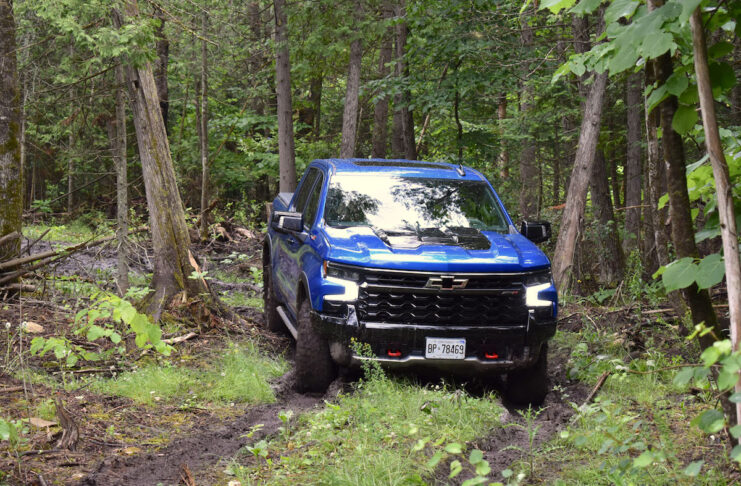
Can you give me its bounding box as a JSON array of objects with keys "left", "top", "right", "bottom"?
[
  {"left": 607, "top": 45, "right": 640, "bottom": 75},
  {"left": 730, "top": 424, "right": 741, "bottom": 439},
  {"left": 646, "top": 84, "right": 669, "bottom": 113},
  {"left": 449, "top": 460, "right": 463, "bottom": 478},
  {"left": 729, "top": 392, "right": 741, "bottom": 403},
  {"left": 427, "top": 451, "right": 443, "bottom": 468},
  {"left": 540, "top": 0, "right": 577, "bottom": 13},
  {"left": 732, "top": 444, "right": 741, "bottom": 462},
  {"left": 683, "top": 460, "right": 704, "bottom": 477},
  {"left": 445, "top": 443, "right": 463, "bottom": 454},
  {"left": 640, "top": 31, "right": 675, "bottom": 59},
  {"left": 86, "top": 325, "right": 109, "bottom": 341},
  {"left": 708, "top": 41, "right": 734, "bottom": 60},
  {"left": 570, "top": 0, "right": 602, "bottom": 15},
  {"left": 633, "top": 451, "right": 653, "bottom": 468},
  {"left": 695, "top": 253, "right": 725, "bottom": 289},
  {"left": 672, "top": 105, "right": 698, "bottom": 135},
  {"left": 665, "top": 72, "right": 689, "bottom": 97},
  {"left": 708, "top": 62, "right": 737, "bottom": 94},
  {"left": 692, "top": 409, "right": 725, "bottom": 434},
  {"left": 717, "top": 369, "right": 738, "bottom": 391},
  {"left": 475, "top": 460, "right": 491, "bottom": 476},
  {"left": 673, "top": 366, "right": 696, "bottom": 386},
  {"left": 469, "top": 449, "right": 484, "bottom": 464},
  {"left": 662, "top": 257, "right": 697, "bottom": 292},
  {"left": 604, "top": 0, "right": 639, "bottom": 24}
]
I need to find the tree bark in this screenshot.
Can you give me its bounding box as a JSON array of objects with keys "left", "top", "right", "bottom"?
[
  {"left": 552, "top": 71, "right": 608, "bottom": 292},
  {"left": 340, "top": 38, "right": 363, "bottom": 158},
  {"left": 653, "top": 39, "right": 720, "bottom": 348},
  {"left": 0, "top": 0, "right": 22, "bottom": 264},
  {"left": 371, "top": 9, "right": 393, "bottom": 159},
  {"left": 518, "top": 11, "right": 537, "bottom": 219},
  {"left": 273, "top": 0, "right": 297, "bottom": 192},
  {"left": 590, "top": 149, "right": 625, "bottom": 284},
  {"left": 691, "top": 8, "right": 741, "bottom": 426},
  {"left": 624, "top": 72, "right": 642, "bottom": 253},
  {"left": 497, "top": 93, "right": 509, "bottom": 178},
  {"left": 112, "top": 63, "right": 128, "bottom": 296},
  {"left": 392, "top": 1, "right": 415, "bottom": 160},
  {"left": 199, "top": 10, "right": 209, "bottom": 240},
  {"left": 153, "top": 5, "right": 169, "bottom": 131},
  {"left": 113, "top": 3, "right": 210, "bottom": 320}
]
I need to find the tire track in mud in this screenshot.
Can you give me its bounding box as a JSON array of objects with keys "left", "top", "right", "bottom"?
[{"left": 80, "top": 371, "right": 331, "bottom": 486}]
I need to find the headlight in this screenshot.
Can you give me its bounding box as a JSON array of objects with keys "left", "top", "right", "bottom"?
[
  {"left": 525, "top": 270, "right": 552, "bottom": 286},
  {"left": 324, "top": 261, "right": 362, "bottom": 282},
  {"left": 525, "top": 283, "right": 553, "bottom": 307}
]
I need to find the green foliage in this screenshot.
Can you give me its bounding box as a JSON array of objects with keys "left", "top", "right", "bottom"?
[
  {"left": 0, "top": 417, "right": 28, "bottom": 453},
  {"left": 654, "top": 253, "right": 726, "bottom": 292}
]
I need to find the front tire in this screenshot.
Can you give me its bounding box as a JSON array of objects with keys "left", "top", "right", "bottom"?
[
  {"left": 262, "top": 263, "right": 284, "bottom": 333},
  {"left": 294, "top": 299, "right": 337, "bottom": 393},
  {"left": 504, "top": 344, "right": 549, "bottom": 406}
]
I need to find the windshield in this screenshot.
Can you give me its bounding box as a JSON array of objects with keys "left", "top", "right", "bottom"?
[{"left": 324, "top": 174, "right": 509, "bottom": 234}]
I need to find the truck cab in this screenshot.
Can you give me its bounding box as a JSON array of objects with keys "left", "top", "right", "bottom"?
[{"left": 263, "top": 159, "right": 557, "bottom": 404}]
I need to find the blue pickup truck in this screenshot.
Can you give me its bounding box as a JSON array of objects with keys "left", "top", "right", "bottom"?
[{"left": 263, "top": 159, "right": 557, "bottom": 404}]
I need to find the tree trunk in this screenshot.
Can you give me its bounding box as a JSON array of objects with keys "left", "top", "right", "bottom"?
[
  {"left": 552, "top": 71, "right": 608, "bottom": 292},
  {"left": 371, "top": 10, "right": 392, "bottom": 159},
  {"left": 153, "top": 5, "right": 169, "bottom": 131},
  {"left": 273, "top": 0, "right": 297, "bottom": 192},
  {"left": 518, "top": 11, "right": 537, "bottom": 220},
  {"left": 624, "top": 72, "right": 642, "bottom": 253},
  {"left": 590, "top": 149, "right": 625, "bottom": 284},
  {"left": 68, "top": 130, "right": 74, "bottom": 214},
  {"left": 310, "top": 76, "right": 322, "bottom": 139},
  {"left": 199, "top": 10, "right": 209, "bottom": 240},
  {"left": 0, "top": 0, "right": 22, "bottom": 264},
  {"left": 112, "top": 63, "right": 128, "bottom": 296},
  {"left": 653, "top": 42, "right": 720, "bottom": 349},
  {"left": 113, "top": 3, "right": 210, "bottom": 320},
  {"left": 497, "top": 93, "right": 509, "bottom": 178},
  {"left": 691, "top": 8, "right": 741, "bottom": 426},
  {"left": 340, "top": 38, "right": 363, "bottom": 158},
  {"left": 392, "top": 1, "right": 415, "bottom": 160}
]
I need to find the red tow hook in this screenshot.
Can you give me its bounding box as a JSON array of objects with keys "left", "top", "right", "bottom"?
[
  {"left": 387, "top": 349, "right": 402, "bottom": 357},
  {"left": 484, "top": 352, "right": 499, "bottom": 360}
]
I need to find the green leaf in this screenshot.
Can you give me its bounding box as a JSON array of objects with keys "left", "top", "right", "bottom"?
[
  {"left": 717, "top": 369, "right": 738, "bottom": 391},
  {"left": 665, "top": 73, "right": 689, "bottom": 96},
  {"left": 646, "top": 84, "right": 669, "bottom": 113},
  {"left": 692, "top": 409, "right": 725, "bottom": 434},
  {"left": 570, "top": 0, "right": 602, "bottom": 15},
  {"left": 445, "top": 443, "right": 463, "bottom": 454},
  {"left": 701, "top": 346, "right": 722, "bottom": 366},
  {"left": 683, "top": 460, "right": 704, "bottom": 477},
  {"left": 708, "top": 62, "right": 737, "bottom": 94},
  {"left": 673, "top": 366, "right": 696, "bottom": 386},
  {"left": 608, "top": 46, "right": 640, "bottom": 75},
  {"left": 730, "top": 425, "right": 741, "bottom": 439},
  {"left": 540, "top": 0, "right": 577, "bottom": 13},
  {"left": 679, "top": 85, "right": 700, "bottom": 104},
  {"left": 731, "top": 444, "right": 741, "bottom": 462},
  {"left": 729, "top": 392, "right": 741, "bottom": 403},
  {"left": 604, "top": 0, "right": 639, "bottom": 24},
  {"left": 708, "top": 41, "right": 734, "bottom": 60},
  {"left": 662, "top": 257, "right": 697, "bottom": 292},
  {"left": 678, "top": 0, "right": 702, "bottom": 24},
  {"left": 672, "top": 105, "right": 698, "bottom": 135},
  {"left": 640, "top": 31, "right": 675, "bottom": 59},
  {"left": 427, "top": 451, "right": 443, "bottom": 468},
  {"left": 633, "top": 451, "right": 653, "bottom": 468},
  {"left": 449, "top": 460, "right": 463, "bottom": 478},
  {"left": 695, "top": 253, "right": 725, "bottom": 289},
  {"left": 469, "top": 449, "right": 484, "bottom": 464},
  {"left": 475, "top": 460, "right": 491, "bottom": 476},
  {"left": 86, "top": 325, "right": 109, "bottom": 341}
]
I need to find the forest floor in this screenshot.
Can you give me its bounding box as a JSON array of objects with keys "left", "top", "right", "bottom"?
[{"left": 0, "top": 221, "right": 739, "bottom": 485}]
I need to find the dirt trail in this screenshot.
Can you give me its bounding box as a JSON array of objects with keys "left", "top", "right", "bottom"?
[{"left": 80, "top": 372, "right": 327, "bottom": 486}]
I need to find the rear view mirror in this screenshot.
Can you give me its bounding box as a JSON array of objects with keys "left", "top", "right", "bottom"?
[
  {"left": 520, "top": 221, "right": 551, "bottom": 244},
  {"left": 272, "top": 211, "right": 303, "bottom": 233}
]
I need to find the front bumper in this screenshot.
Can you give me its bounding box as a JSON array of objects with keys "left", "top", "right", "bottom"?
[{"left": 313, "top": 309, "right": 556, "bottom": 372}]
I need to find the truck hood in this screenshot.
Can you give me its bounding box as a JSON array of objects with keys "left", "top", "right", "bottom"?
[{"left": 322, "top": 226, "right": 550, "bottom": 272}]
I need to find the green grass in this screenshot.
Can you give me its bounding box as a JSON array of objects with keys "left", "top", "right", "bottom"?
[
  {"left": 230, "top": 372, "right": 504, "bottom": 485},
  {"left": 24, "top": 219, "right": 112, "bottom": 244},
  {"left": 90, "top": 342, "right": 287, "bottom": 407},
  {"left": 220, "top": 291, "right": 263, "bottom": 310}
]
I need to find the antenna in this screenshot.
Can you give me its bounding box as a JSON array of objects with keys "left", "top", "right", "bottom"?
[{"left": 456, "top": 163, "right": 465, "bottom": 177}]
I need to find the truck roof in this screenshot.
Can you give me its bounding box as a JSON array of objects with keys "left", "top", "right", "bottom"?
[{"left": 313, "top": 158, "right": 486, "bottom": 181}]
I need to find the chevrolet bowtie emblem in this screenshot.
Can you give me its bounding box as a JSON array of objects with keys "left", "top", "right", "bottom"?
[{"left": 426, "top": 275, "right": 468, "bottom": 290}]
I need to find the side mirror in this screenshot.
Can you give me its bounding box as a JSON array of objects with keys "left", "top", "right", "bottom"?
[
  {"left": 272, "top": 211, "right": 303, "bottom": 233},
  {"left": 520, "top": 220, "right": 551, "bottom": 244}
]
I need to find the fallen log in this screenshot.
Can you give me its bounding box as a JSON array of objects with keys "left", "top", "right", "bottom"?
[{"left": 0, "top": 231, "right": 20, "bottom": 247}]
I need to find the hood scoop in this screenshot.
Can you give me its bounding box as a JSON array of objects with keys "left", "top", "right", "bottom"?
[{"left": 373, "top": 226, "right": 491, "bottom": 250}]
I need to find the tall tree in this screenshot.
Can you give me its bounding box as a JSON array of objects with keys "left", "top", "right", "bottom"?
[
  {"left": 518, "top": 10, "right": 538, "bottom": 220},
  {"left": 552, "top": 71, "right": 608, "bottom": 291},
  {"left": 153, "top": 4, "right": 169, "bottom": 131},
  {"left": 274, "top": 0, "right": 297, "bottom": 192},
  {"left": 0, "top": 0, "right": 21, "bottom": 263},
  {"left": 590, "top": 149, "right": 624, "bottom": 283},
  {"left": 371, "top": 5, "right": 393, "bottom": 159},
  {"left": 113, "top": 2, "right": 211, "bottom": 320},
  {"left": 623, "top": 72, "right": 642, "bottom": 253},
  {"left": 109, "top": 63, "right": 129, "bottom": 296},
  {"left": 391, "top": 0, "right": 415, "bottom": 160},
  {"left": 198, "top": 9, "right": 209, "bottom": 240},
  {"left": 340, "top": 38, "right": 363, "bottom": 158}
]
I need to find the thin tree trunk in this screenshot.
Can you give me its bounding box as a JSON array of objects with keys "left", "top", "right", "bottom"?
[
  {"left": 153, "top": 5, "right": 169, "bottom": 131},
  {"left": 653, "top": 34, "right": 720, "bottom": 349},
  {"left": 113, "top": 3, "right": 210, "bottom": 320},
  {"left": 112, "top": 63, "right": 128, "bottom": 296},
  {"left": 199, "top": 11, "right": 209, "bottom": 240},
  {"left": 518, "top": 10, "right": 537, "bottom": 219},
  {"left": 0, "top": 0, "right": 22, "bottom": 264},
  {"left": 67, "top": 130, "right": 74, "bottom": 214},
  {"left": 590, "top": 149, "right": 625, "bottom": 283},
  {"left": 392, "top": 1, "right": 415, "bottom": 159},
  {"left": 273, "top": 0, "right": 297, "bottom": 191},
  {"left": 497, "top": 93, "right": 509, "bottom": 178},
  {"left": 552, "top": 71, "right": 609, "bottom": 291},
  {"left": 340, "top": 38, "right": 363, "bottom": 158},
  {"left": 624, "top": 72, "right": 642, "bottom": 253},
  {"left": 310, "top": 76, "right": 322, "bottom": 139},
  {"left": 372, "top": 9, "right": 393, "bottom": 159},
  {"left": 691, "top": 8, "right": 741, "bottom": 426}
]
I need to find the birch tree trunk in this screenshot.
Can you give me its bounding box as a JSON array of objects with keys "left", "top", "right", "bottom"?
[
  {"left": 113, "top": 3, "right": 210, "bottom": 320},
  {"left": 340, "top": 38, "right": 363, "bottom": 158},
  {"left": 691, "top": 8, "right": 741, "bottom": 427},
  {"left": 274, "top": 0, "right": 297, "bottom": 192},
  {"left": 0, "top": 0, "right": 22, "bottom": 264},
  {"left": 552, "top": 71, "right": 608, "bottom": 291}
]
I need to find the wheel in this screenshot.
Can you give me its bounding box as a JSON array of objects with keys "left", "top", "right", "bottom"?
[
  {"left": 294, "top": 299, "right": 337, "bottom": 393},
  {"left": 262, "top": 262, "right": 284, "bottom": 333},
  {"left": 504, "top": 344, "right": 549, "bottom": 406}
]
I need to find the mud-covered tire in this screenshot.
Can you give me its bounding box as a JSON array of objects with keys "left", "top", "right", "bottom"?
[
  {"left": 262, "top": 263, "right": 284, "bottom": 333},
  {"left": 294, "top": 299, "right": 337, "bottom": 393},
  {"left": 504, "top": 343, "right": 549, "bottom": 406}
]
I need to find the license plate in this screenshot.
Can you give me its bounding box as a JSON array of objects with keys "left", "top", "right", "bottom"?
[{"left": 425, "top": 338, "right": 466, "bottom": 360}]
